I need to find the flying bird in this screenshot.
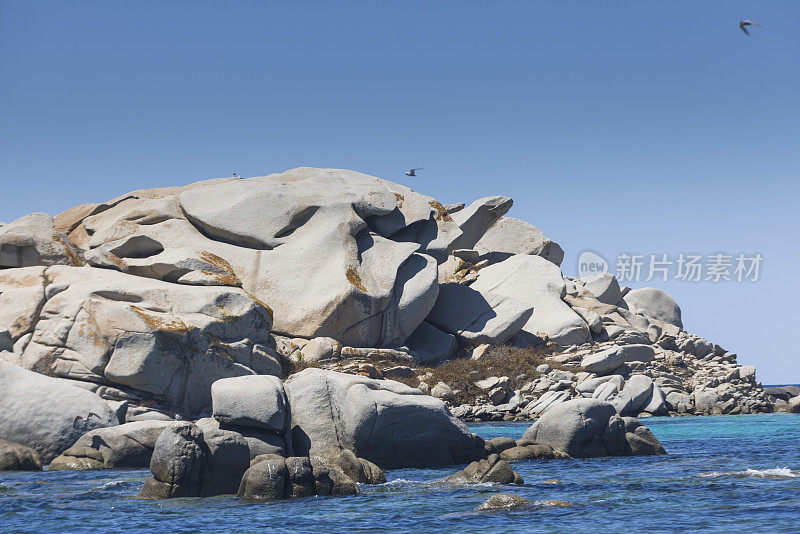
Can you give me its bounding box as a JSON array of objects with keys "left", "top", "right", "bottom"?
[
  {"left": 739, "top": 20, "right": 760, "bottom": 35},
  {"left": 405, "top": 168, "right": 424, "bottom": 177}
]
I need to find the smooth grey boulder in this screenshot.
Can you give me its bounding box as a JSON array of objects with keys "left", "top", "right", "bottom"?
[
  {"left": 622, "top": 288, "right": 683, "bottom": 329},
  {"left": 499, "top": 443, "right": 561, "bottom": 462},
  {"left": 321, "top": 449, "right": 386, "bottom": 484},
  {"left": 476, "top": 493, "right": 534, "bottom": 511},
  {"left": 9, "top": 265, "right": 279, "bottom": 416},
  {"left": 572, "top": 306, "right": 604, "bottom": 335},
  {"left": 285, "top": 368, "right": 485, "bottom": 468},
  {"left": 641, "top": 384, "right": 668, "bottom": 415},
  {"left": 211, "top": 375, "right": 289, "bottom": 433},
  {"left": 592, "top": 381, "right": 621, "bottom": 401},
  {"left": 0, "top": 213, "right": 83, "bottom": 268},
  {"left": 405, "top": 321, "right": 458, "bottom": 364},
  {"left": 198, "top": 425, "right": 251, "bottom": 497},
  {"left": 470, "top": 255, "right": 592, "bottom": 346},
  {"left": 473, "top": 217, "right": 564, "bottom": 267},
  {"left": 442, "top": 453, "right": 524, "bottom": 485},
  {"left": 449, "top": 196, "right": 514, "bottom": 251},
  {"left": 581, "top": 345, "right": 655, "bottom": 375},
  {"left": 582, "top": 273, "right": 622, "bottom": 305},
  {"left": 612, "top": 374, "right": 654, "bottom": 415},
  {"left": 0, "top": 360, "right": 120, "bottom": 462},
  {"left": 426, "top": 283, "right": 533, "bottom": 345},
  {"left": 49, "top": 421, "right": 171, "bottom": 470},
  {"left": 576, "top": 374, "right": 625, "bottom": 395},
  {"left": 299, "top": 337, "right": 342, "bottom": 362},
  {"left": 581, "top": 348, "right": 626, "bottom": 375},
  {"left": 139, "top": 423, "right": 207, "bottom": 499},
  {"left": 522, "top": 398, "right": 665, "bottom": 458},
  {"left": 0, "top": 438, "right": 42, "bottom": 471},
  {"left": 622, "top": 418, "right": 667, "bottom": 455}
]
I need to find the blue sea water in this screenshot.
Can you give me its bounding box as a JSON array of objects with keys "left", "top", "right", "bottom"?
[{"left": 1, "top": 414, "right": 799, "bottom": 533}]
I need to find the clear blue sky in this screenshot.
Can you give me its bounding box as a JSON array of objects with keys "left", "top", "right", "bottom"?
[{"left": 1, "top": 1, "right": 798, "bottom": 382}]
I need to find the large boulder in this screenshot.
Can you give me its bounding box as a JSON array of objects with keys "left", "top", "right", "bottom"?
[
  {"left": 196, "top": 417, "right": 291, "bottom": 459},
  {"left": 470, "top": 255, "right": 592, "bottom": 346},
  {"left": 0, "top": 438, "right": 43, "bottom": 471},
  {"left": 49, "top": 421, "right": 171, "bottom": 470},
  {"left": 211, "top": 375, "right": 289, "bottom": 433},
  {"left": 521, "top": 398, "right": 666, "bottom": 458},
  {"left": 0, "top": 266, "right": 47, "bottom": 356},
  {"left": 425, "top": 283, "right": 533, "bottom": 345},
  {"left": 0, "top": 213, "right": 83, "bottom": 268},
  {"left": 448, "top": 196, "right": 514, "bottom": 251},
  {"left": 473, "top": 217, "right": 564, "bottom": 266},
  {"left": 581, "top": 273, "right": 622, "bottom": 305},
  {"left": 5, "top": 265, "right": 279, "bottom": 416},
  {"left": 0, "top": 360, "right": 120, "bottom": 462},
  {"left": 284, "top": 368, "right": 485, "bottom": 468},
  {"left": 581, "top": 345, "right": 655, "bottom": 375},
  {"left": 138, "top": 421, "right": 250, "bottom": 498},
  {"left": 612, "top": 374, "right": 654, "bottom": 415},
  {"left": 622, "top": 288, "right": 683, "bottom": 329},
  {"left": 404, "top": 321, "right": 458, "bottom": 364},
  {"left": 238, "top": 454, "right": 360, "bottom": 501}
]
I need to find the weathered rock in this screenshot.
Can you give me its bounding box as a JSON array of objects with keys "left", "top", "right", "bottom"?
[
  {"left": 321, "top": 449, "right": 386, "bottom": 484},
  {"left": 426, "top": 283, "right": 532, "bottom": 345},
  {"left": 196, "top": 417, "right": 291, "bottom": 460},
  {"left": 9, "top": 265, "right": 279, "bottom": 416},
  {"left": 449, "top": 196, "right": 514, "bottom": 251},
  {"left": 0, "top": 360, "right": 120, "bottom": 462},
  {"left": 0, "top": 438, "right": 42, "bottom": 471},
  {"left": 138, "top": 423, "right": 207, "bottom": 499},
  {"left": 622, "top": 288, "right": 683, "bottom": 328},
  {"left": 49, "top": 421, "right": 171, "bottom": 470},
  {"left": 582, "top": 273, "right": 622, "bottom": 305},
  {"left": 612, "top": 374, "right": 655, "bottom": 415},
  {"left": 431, "top": 381, "right": 455, "bottom": 401},
  {"left": 299, "top": 337, "right": 342, "bottom": 363},
  {"left": 405, "top": 321, "right": 457, "bottom": 364},
  {"left": 581, "top": 347, "right": 626, "bottom": 375},
  {"left": 238, "top": 453, "right": 361, "bottom": 501},
  {"left": 788, "top": 397, "right": 800, "bottom": 414},
  {"left": 285, "top": 368, "right": 485, "bottom": 468},
  {"left": 211, "top": 375, "right": 289, "bottom": 433},
  {"left": 622, "top": 418, "right": 667, "bottom": 455},
  {"left": 473, "top": 217, "right": 564, "bottom": 266},
  {"left": 522, "top": 398, "right": 664, "bottom": 458},
  {"left": 198, "top": 425, "right": 251, "bottom": 496},
  {"left": 488, "top": 437, "right": 517, "bottom": 453},
  {"left": 443, "top": 454, "right": 523, "bottom": 485},
  {"left": 476, "top": 493, "right": 534, "bottom": 511},
  {"left": 470, "top": 255, "right": 592, "bottom": 346},
  {"left": 0, "top": 213, "right": 83, "bottom": 268}
]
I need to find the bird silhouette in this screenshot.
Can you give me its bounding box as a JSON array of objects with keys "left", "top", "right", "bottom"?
[
  {"left": 405, "top": 168, "right": 424, "bottom": 177},
  {"left": 739, "top": 20, "right": 761, "bottom": 35}
]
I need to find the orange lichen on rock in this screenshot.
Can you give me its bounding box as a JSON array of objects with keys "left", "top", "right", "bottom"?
[
  {"left": 428, "top": 200, "right": 453, "bottom": 222},
  {"left": 130, "top": 305, "right": 189, "bottom": 334},
  {"left": 345, "top": 267, "right": 367, "bottom": 292}
]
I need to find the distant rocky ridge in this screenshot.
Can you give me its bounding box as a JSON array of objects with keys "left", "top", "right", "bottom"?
[{"left": 0, "top": 167, "right": 791, "bottom": 474}]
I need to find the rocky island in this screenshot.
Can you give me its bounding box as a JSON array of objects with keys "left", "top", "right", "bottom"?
[{"left": 0, "top": 168, "right": 796, "bottom": 495}]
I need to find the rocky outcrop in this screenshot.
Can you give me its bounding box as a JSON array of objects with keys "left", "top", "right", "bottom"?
[
  {"left": 49, "top": 421, "right": 171, "bottom": 470},
  {"left": 0, "top": 213, "right": 83, "bottom": 269},
  {"left": 0, "top": 438, "right": 42, "bottom": 471},
  {"left": 0, "top": 360, "right": 120, "bottom": 462},
  {"left": 0, "top": 265, "right": 279, "bottom": 416},
  {"left": 473, "top": 217, "right": 564, "bottom": 266},
  {"left": 521, "top": 398, "right": 665, "bottom": 458},
  {"left": 284, "top": 368, "right": 486, "bottom": 468}
]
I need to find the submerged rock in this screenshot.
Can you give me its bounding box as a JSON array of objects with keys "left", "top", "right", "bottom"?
[
  {"left": 443, "top": 454, "right": 524, "bottom": 485},
  {"left": 476, "top": 493, "right": 534, "bottom": 511}
]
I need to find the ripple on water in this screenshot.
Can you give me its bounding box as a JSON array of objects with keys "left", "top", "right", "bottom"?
[{"left": 0, "top": 414, "right": 798, "bottom": 533}]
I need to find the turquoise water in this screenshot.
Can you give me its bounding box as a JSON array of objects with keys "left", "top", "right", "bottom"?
[{"left": 1, "top": 414, "right": 799, "bottom": 533}]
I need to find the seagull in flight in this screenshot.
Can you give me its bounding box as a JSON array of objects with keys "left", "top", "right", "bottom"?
[
  {"left": 739, "top": 20, "right": 761, "bottom": 35},
  {"left": 405, "top": 168, "right": 424, "bottom": 177}
]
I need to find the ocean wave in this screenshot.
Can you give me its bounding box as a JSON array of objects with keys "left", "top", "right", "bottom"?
[{"left": 698, "top": 467, "right": 799, "bottom": 479}]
